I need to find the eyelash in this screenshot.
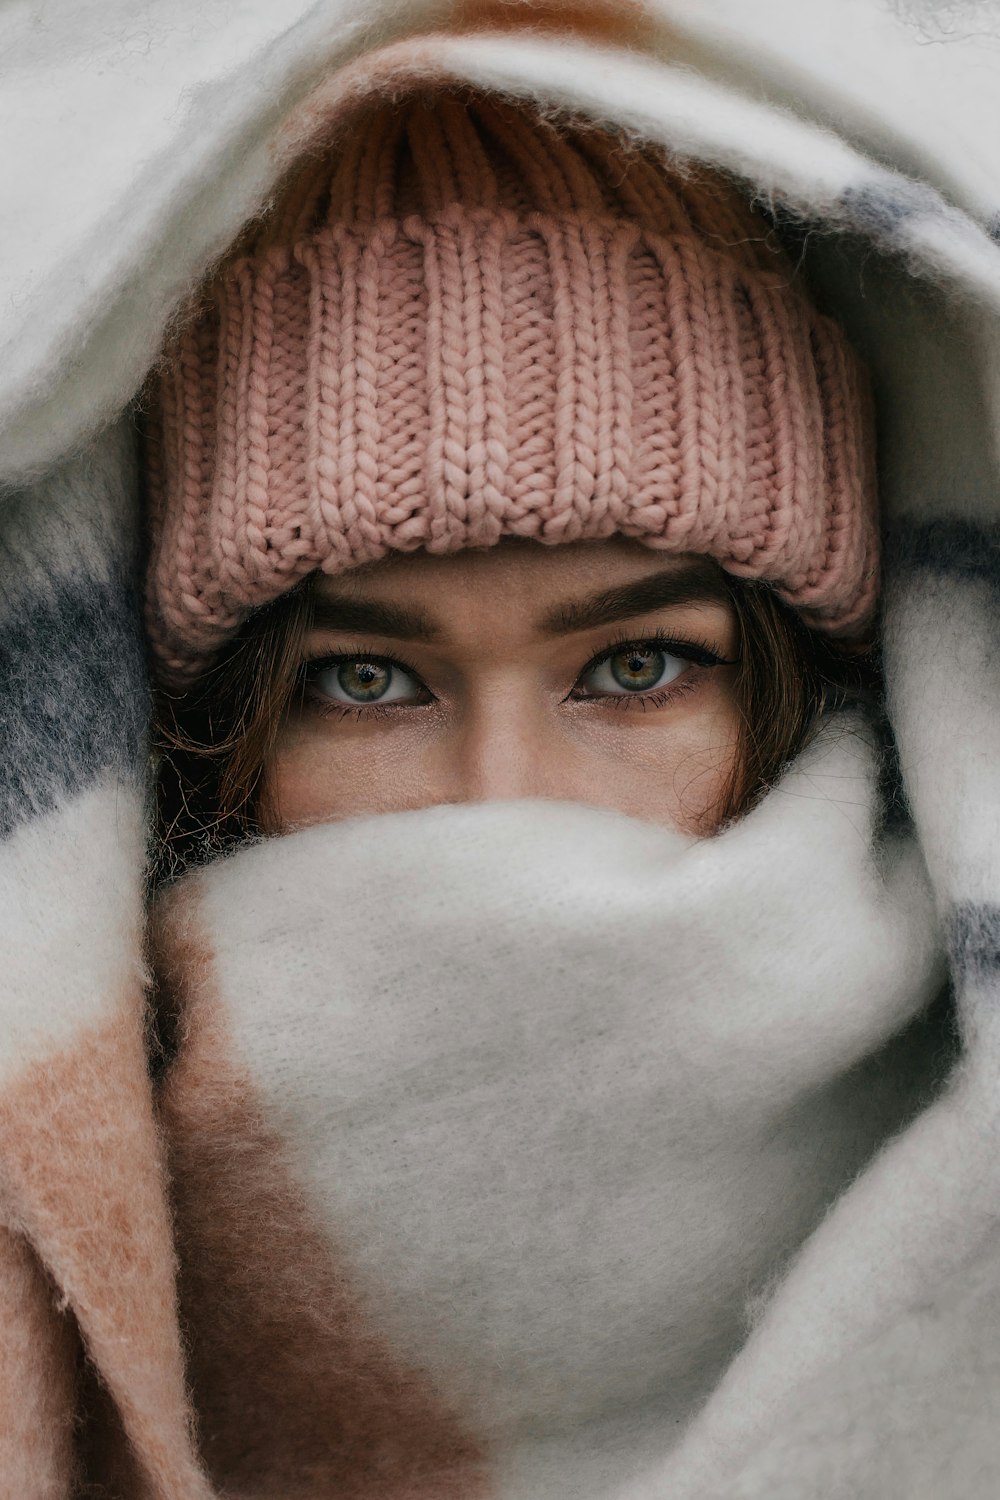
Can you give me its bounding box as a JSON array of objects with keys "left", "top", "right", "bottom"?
[
  {"left": 574, "top": 626, "right": 731, "bottom": 683},
  {"left": 570, "top": 628, "right": 733, "bottom": 714},
  {"left": 297, "top": 629, "right": 734, "bottom": 722},
  {"left": 297, "top": 644, "right": 425, "bottom": 722}
]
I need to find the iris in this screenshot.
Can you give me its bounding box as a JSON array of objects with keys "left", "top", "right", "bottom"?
[
  {"left": 609, "top": 648, "right": 669, "bottom": 691},
  {"left": 338, "top": 660, "right": 392, "bottom": 701}
]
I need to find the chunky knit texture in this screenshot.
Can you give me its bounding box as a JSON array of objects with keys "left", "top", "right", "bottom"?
[{"left": 142, "top": 92, "right": 878, "bottom": 683}]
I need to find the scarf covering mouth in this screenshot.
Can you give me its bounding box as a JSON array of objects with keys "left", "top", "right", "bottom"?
[{"left": 147, "top": 718, "right": 949, "bottom": 1499}]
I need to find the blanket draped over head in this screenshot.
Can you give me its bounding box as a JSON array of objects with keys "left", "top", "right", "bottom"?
[{"left": 3, "top": 3, "right": 1000, "bottom": 1497}]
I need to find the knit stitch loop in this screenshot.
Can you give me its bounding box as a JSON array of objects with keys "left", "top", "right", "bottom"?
[{"left": 142, "top": 92, "right": 879, "bottom": 683}]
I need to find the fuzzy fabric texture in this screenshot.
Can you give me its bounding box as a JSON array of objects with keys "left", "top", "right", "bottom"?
[
  {"left": 140, "top": 91, "right": 877, "bottom": 683},
  {"left": 3, "top": 1, "right": 1000, "bottom": 1496},
  {"left": 148, "top": 722, "right": 950, "bottom": 1500}
]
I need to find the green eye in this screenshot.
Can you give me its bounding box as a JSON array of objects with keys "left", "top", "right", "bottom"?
[
  {"left": 308, "top": 657, "right": 423, "bottom": 706},
  {"left": 336, "top": 661, "right": 392, "bottom": 702},
  {"left": 609, "top": 647, "right": 672, "bottom": 691},
  {"left": 583, "top": 645, "right": 686, "bottom": 696}
]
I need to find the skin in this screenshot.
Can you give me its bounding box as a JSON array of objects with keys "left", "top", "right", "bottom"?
[{"left": 265, "top": 537, "right": 742, "bottom": 837}]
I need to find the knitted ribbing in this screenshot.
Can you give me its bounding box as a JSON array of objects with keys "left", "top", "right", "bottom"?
[{"left": 142, "top": 92, "right": 878, "bottom": 684}]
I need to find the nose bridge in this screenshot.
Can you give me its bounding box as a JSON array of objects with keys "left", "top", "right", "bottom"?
[{"left": 451, "top": 685, "right": 556, "bottom": 803}]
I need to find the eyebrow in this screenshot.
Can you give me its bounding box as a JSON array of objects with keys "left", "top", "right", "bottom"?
[
  {"left": 540, "top": 561, "right": 732, "bottom": 634},
  {"left": 306, "top": 559, "right": 731, "bottom": 643},
  {"left": 307, "top": 595, "right": 441, "bottom": 641}
]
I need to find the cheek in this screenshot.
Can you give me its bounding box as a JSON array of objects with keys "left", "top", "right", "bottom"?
[
  {"left": 261, "top": 674, "right": 743, "bottom": 837},
  {"left": 575, "top": 677, "right": 742, "bottom": 836},
  {"left": 262, "top": 721, "right": 436, "bottom": 831}
]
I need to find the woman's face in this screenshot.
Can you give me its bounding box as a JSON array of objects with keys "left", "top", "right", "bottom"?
[{"left": 265, "top": 538, "right": 742, "bottom": 836}]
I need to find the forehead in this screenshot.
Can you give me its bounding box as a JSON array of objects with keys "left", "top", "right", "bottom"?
[{"left": 312, "top": 538, "right": 721, "bottom": 605}]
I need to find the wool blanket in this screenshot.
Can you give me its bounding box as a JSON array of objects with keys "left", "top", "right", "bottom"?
[
  {"left": 147, "top": 720, "right": 950, "bottom": 1500},
  {"left": 4, "top": 1, "right": 1000, "bottom": 1496}
]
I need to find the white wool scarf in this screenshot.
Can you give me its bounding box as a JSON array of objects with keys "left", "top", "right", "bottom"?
[{"left": 147, "top": 718, "right": 950, "bottom": 1499}]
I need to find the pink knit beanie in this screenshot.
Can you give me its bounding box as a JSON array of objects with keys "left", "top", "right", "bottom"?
[{"left": 141, "top": 90, "right": 878, "bottom": 686}]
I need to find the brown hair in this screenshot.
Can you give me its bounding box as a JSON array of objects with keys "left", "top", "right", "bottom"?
[{"left": 150, "top": 565, "right": 879, "bottom": 886}]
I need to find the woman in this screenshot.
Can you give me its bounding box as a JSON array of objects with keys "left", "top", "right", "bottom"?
[
  {"left": 131, "top": 89, "right": 944, "bottom": 1498},
  {"left": 2, "top": 8, "right": 999, "bottom": 1500},
  {"left": 146, "top": 92, "right": 877, "bottom": 867}
]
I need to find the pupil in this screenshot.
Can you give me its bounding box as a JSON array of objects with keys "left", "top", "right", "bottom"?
[
  {"left": 610, "top": 648, "right": 664, "bottom": 691},
  {"left": 338, "top": 660, "right": 390, "bottom": 701}
]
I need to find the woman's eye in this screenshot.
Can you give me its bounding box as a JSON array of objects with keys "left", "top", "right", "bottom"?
[
  {"left": 309, "top": 658, "right": 422, "bottom": 705},
  {"left": 580, "top": 645, "right": 688, "bottom": 696}
]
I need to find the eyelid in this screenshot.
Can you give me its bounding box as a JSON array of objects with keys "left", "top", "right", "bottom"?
[
  {"left": 298, "top": 646, "right": 432, "bottom": 711},
  {"left": 575, "top": 628, "right": 735, "bottom": 682},
  {"left": 300, "top": 644, "right": 426, "bottom": 683}
]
